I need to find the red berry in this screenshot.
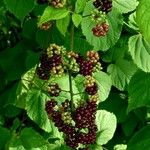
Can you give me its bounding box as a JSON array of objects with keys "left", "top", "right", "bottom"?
[{"left": 92, "top": 23, "right": 109, "bottom": 37}]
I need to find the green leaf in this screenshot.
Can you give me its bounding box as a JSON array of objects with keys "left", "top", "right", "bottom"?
[
  {"left": 100, "top": 92, "right": 128, "bottom": 123},
  {"left": 72, "top": 13, "right": 82, "bottom": 27},
  {"left": 93, "top": 71, "right": 112, "bottom": 102},
  {"left": 0, "top": 127, "right": 11, "bottom": 149},
  {"left": 11, "top": 118, "right": 21, "bottom": 131},
  {"left": 128, "top": 34, "right": 150, "bottom": 72},
  {"left": 121, "top": 113, "right": 138, "bottom": 137},
  {"left": 39, "top": 6, "right": 69, "bottom": 25},
  {"left": 20, "top": 128, "right": 48, "bottom": 149},
  {"left": 96, "top": 110, "right": 117, "bottom": 145},
  {"left": 102, "top": 36, "right": 128, "bottom": 63},
  {"left": 89, "top": 144, "right": 103, "bottom": 150},
  {"left": 0, "top": 43, "right": 27, "bottom": 81},
  {"left": 74, "top": 75, "right": 85, "bottom": 94},
  {"left": 4, "top": 0, "right": 35, "bottom": 21},
  {"left": 8, "top": 136, "right": 25, "bottom": 150},
  {"left": 0, "top": 115, "right": 5, "bottom": 126},
  {"left": 114, "top": 144, "right": 127, "bottom": 150},
  {"left": 113, "top": 0, "right": 139, "bottom": 13},
  {"left": 65, "top": 37, "right": 93, "bottom": 56},
  {"left": 8, "top": 128, "right": 50, "bottom": 150},
  {"left": 25, "top": 51, "right": 40, "bottom": 70},
  {"left": 134, "top": 107, "right": 147, "bottom": 122},
  {"left": 136, "top": 0, "right": 150, "bottom": 44},
  {"left": 50, "top": 75, "right": 77, "bottom": 92},
  {"left": 36, "top": 29, "right": 52, "bottom": 49},
  {"left": 56, "top": 15, "right": 70, "bottom": 36},
  {"left": 6, "top": 68, "right": 37, "bottom": 109},
  {"left": 22, "top": 19, "right": 37, "bottom": 39},
  {"left": 128, "top": 71, "right": 150, "bottom": 112},
  {"left": 127, "top": 125, "right": 150, "bottom": 150},
  {"left": 107, "top": 59, "right": 137, "bottom": 91},
  {"left": 128, "top": 12, "right": 139, "bottom": 31},
  {"left": 36, "top": 26, "right": 65, "bottom": 48},
  {"left": 75, "top": 0, "right": 86, "bottom": 13},
  {"left": 26, "top": 89, "right": 52, "bottom": 132},
  {"left": 4, "top": 105, "right": 22, "bottom": 118},
  {"left": 81, "top": 1, "right": 123, "bottom": 51},
  {"left": 49, "top": 121, "right": 63, "bottom": 140}
]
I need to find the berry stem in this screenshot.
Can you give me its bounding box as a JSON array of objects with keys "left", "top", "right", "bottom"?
[
  {"left": 61, "top": 89, "right": 70, "bottom": 93},
  {"left": 70, "top": 24, "right": 74, "bottom": 51},
  {"left": 69, "top": 23, "right": 75, "bottom": 111},
  {"left": 69, "top": 71, "right": 74, "bottom": 110},
  {"left": 73, "top": 92, "right": 85, "bottom": 96}
]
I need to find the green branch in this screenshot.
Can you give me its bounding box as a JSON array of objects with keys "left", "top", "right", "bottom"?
[{"left": 69, "top": 23, "right": 75, "bottom": 111}]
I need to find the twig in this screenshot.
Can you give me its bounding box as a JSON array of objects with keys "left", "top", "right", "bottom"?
[{"left": 69, "top": 23, "right": 75, "bottom": 111}]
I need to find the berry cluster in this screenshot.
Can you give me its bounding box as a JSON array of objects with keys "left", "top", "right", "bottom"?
[
  {"left": 74, "top": 101, "right": 97, "bottom": 128},
  {"left": 61, "top": 99, "right": 70, "bottom": 110},
  {"left": 48, "top": 83, "right": 61, "bottom": 97},
  {"left": 85, "top": 76, "right": 98, "bottom": 95},
  {"left": 36, "top": 44, "right": 65, "bottom": 80},
  {"left": 92, "top": 22, "right": 109, "bottom": 37},
  {"left": 37, "top": 46, "right": 101, "bottom": 79},
  {"left": 49, "top": 0, "right": 66, "bottom": 8},
  {"left": 93, "top": 0, "right": 112, "bottom": 14},
  {"left": 78, "top": 59, "right": 93, "bottom": 76},
  {"left": 91, "top": 9, "right": 106, "bottom": 24},
  {"left": 45, "top": 98, "right": 98, "bottom": 149},
  {"left": 37, "top": 0, "right": 66, "bottom": 8},
  {"left": 91, "top": 0, "right": 112, "bottom": 37},
  {"left": 75, "top": 51, "right": 102, "bottom": 76},
  {"left": 39, "top": 22, "right": 52, "bottom": 30},
  {"left": 87, "top": 51, "right": 100, "bottom": 64},
  {"left": 75, "top": 56, "right": 94, "bottom": 76},
  {"left": 45, "top": 99, "right": 76, "bottom": 148},
  {"left": 45, "top": 99, "right": 57, "bottom": 118},
  {"left": 37, "top": 44, "right": 101, "bottom": 149}
]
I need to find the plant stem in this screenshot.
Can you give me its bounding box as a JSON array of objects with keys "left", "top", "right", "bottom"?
[
  {"left": 69, "top": 71, "right": 74, "bottom": 110},
  {"left": 69, "top": 23, "right": 75, "bottom": 111},
  {"left": 70, "top": 24, "right": 74, "bottom": 51},
  {"left": 73, "top": 92, "right": 85, "bottom": 96}
]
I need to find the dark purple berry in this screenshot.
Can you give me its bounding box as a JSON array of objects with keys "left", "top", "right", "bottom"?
[
  {"left": 40, "top": 54, "right": 52, "bottom": 70},
  {"left": 85, "top": 83, "right": 98, "bottom": 95},
  {"left": 74, "top": 101, "right": 97, "bottom": 129},
  {"left": 45, "top": 99, "right": 57, "bottom": 115},
  {"left": 93, "top": 0, "right": 112, "bottom": 13},
  {"left": 36, "top": 67, "right": 50, "bottom": 80},
  {"left": 79, "top": 60, "right": 93, "bottom": 76}
]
